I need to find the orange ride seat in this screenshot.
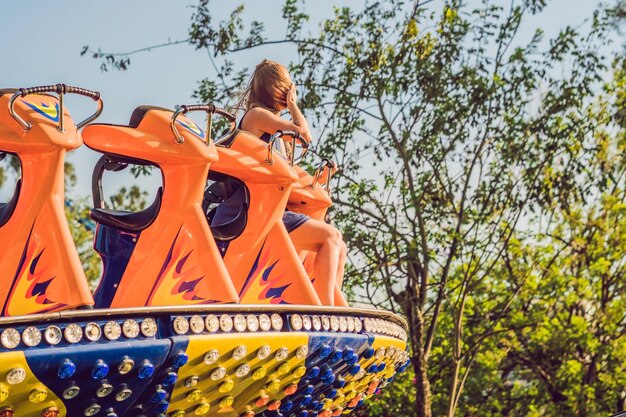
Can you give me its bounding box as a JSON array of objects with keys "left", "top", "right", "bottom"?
[
  {"left": 207, "top": 130, "right": 322, "bottom": 305},
  {"left": 0, "top": 84, "right": 101, "bottom": 316},
  {"left": 83, "top": 104, "right": 239, "bottom": 308}
]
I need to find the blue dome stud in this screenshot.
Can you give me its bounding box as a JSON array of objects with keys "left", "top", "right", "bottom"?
[
  {"left": 300, "top": 394, "right": 312, "bottom": 406},
  {"left": 318, "top": 344, "right": 332, "bottom": 359},
  {"left": 348, "top": 364, "right": 361, "bottom": 375},
  {"left": 172, "top": 352, "right": 189, "bottom": 369},
  {"left": 154, "top": 401, "right": 169, "bottom": 413},
  {"left": 306, "top": 366, "right": 320, "bottom": 379},
  {"left": 303, "top": 384, "right": 314, "bottom": 395},
  {"left": 280, "top": 400, "right": 293, "bottom": 412},
  {"left": 162, "top": 371, "right": 178, "bottom": 387},
  {"left": 150, "top": 386, "right": 167, "bottom": 403},
  {"left": 326, "top": 388, "right": 337, "bottom": 399},
  {"left": 362, "top": 347, "right": 375, "bottom": 359},
  {"left": 345, "top": 353, "right": 359, "bottom": 367},
  {"left": 333, "top": 377, "right": 346, "bottom": 389},
  {"left": 342, "top": 347, "right": 354, "bottom": 361},
  {"left": 58, "top": 360, "right": 77, "bottom": 380},
  {"left": 92, "top": 360, "right": 110, "bottom": 380},
  {"left": 137, "top": 361, "right": 155, "bottom": 379},
  {"left": 330, "top": 348, "right": 343, "bottom": 363}
]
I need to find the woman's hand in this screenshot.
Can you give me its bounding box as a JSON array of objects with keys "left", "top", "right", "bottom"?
[{"left": 286, "top": 83, "right": 298, "bottom": 112}]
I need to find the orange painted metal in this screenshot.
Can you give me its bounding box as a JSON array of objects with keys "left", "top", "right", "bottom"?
[
  {"left": 212, "top": 130, "right": 322, "bottom": 305},
  {"left": 0, "top": 91, "right": 94, "bottom": 316},
  {"left": 82, "top": 108, "right": 239, "bottom": 307}
]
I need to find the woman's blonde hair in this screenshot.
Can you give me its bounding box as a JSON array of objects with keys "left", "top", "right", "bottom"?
[{"left": 239, "top": 59, "right": 291, "bottom": 112}]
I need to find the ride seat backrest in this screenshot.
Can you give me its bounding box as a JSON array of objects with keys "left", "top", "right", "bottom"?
[
  {"left": 90, "top": 187, "right": 163, "bottom": 233},
  {"left": 203, "top": 172, "right": 249, "bottom": 241},
  {"left": 90, "top": 154, "right": 163, "bottom": 233},
  {"left": 0, "top": 179, "right": 21, "bottom": 228}
]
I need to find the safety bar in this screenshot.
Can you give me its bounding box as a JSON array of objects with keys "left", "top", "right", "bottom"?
[
  {"left": 170, "top": 104, "right": 236, "bottom": 144},
  {"left": 9, "top": 83, "right": 103, "bottom": 132},
  {"left": 266, "top": 130, "right": 309, "bottom": 166},
  {"left": 310, "top": 158, "right": 335, "bottom": 192}
]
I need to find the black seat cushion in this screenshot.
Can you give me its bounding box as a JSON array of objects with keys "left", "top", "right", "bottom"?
[
  {"left": 0, "top": 179, "right": 21, "bottom": 227},
  {"left": 204, "top": 173, "right": 249, "bottom": 241},
  {"left": 90, "top": 187, "right": 162, "bottom": 233}
]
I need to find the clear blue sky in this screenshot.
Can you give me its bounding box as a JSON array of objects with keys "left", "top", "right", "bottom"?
[{"left": 0, "top": 0, "right": 605, "bottom": 201}]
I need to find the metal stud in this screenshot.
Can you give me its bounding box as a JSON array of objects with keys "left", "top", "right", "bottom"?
[
  {"left": 235, "top": 363, "right": 250, "bottom": 377},
  {"left": 122, "top": 319, "right": 140, "bottom": 338},
  {"left": 203, "top": 349, "right": 220, "bottom": 365},
  {"left": 96, "top": 382, "right": 113, "bottom": 398},
  {"left": 210, "top": 367, "right": 227, "bottom": 380},
  {"left": 290, "top": 314, "right": 303, "bottom": 330},
  {"left": 84, "top": 323, "right": 102, "bottom": 342},
  {"left": 302, "top": 315, "right": 312, "bottom": 330},
  {"left": 0, "top": 328, "right": 20, "bottom": 349},
  {"left": 246, "top": 315, "right": 259, "bottom": 332},
  {"left": 312, "top": 316, "right": 322, "bottom": 331},
  {"left": 259, "top": 314, "right": 271, "bottom": 331},
  {"left": 104, "top": 321, "right": 122, "bottom": 341},
  {"left": 118, "top": 358, "right": 135, "bottom": 375},
  {"left": 322, "top": 316, "right": 331, "bottom": 331},
  {"left": 219, "top": 314, "right": 233, "bottom": 332},
  {"left": 115, "top": 386, "right": 133, "bottom": 402},
  {"left": 44, "top": 325, "right": 62, "bottom": 345},
  {"left": 275, "top": 347, "right": 289, "bottom": 361},
  {"left": 233, "top": 314, "right": 246, "bottom": 332},
  {"left": 84, "top": 404, "right": 101, "bottom": 416},
  {"left": 257, "top": 345, "right": 271, "bottom": 360},
  {"left": 63, "top": 384, "right": 80, "bottom": 400},
  {"left": 184, "top": 375, "right": 200, "bottom": 388},
  {"left": 232, "top": 345, "right": 247, "bottom": 360},
  {"left": 140, "top": 318, "right": 158, "bottom": 337},
  {"left": 205, "top": 315, "right": 219, "bottom": 333},
  {"left": 172, "top": 317, "right": 189, "bottom": 335},
  {"left": 189, "top": 315, "right": 204, "bottom": 334},
  {"left": 22, "top": 326, "right": 42, "bottom": 347},
  {"left": 271, "top": 314, "right": 283, "bottom": 330},
  {"left": 64, "top": 324, "right": 83, "bottom": 343},
  {"left": 296, "top": 345, "right": 309, "bottom": 359}
]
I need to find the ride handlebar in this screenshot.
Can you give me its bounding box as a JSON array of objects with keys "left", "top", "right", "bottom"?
[
  {"left": 310, "top": 158, "right": 335, "bottom": 192},
  {"left": 170, "top": 103, "right": 236, "bottom": 144},
  {"left": 266, "top": 130, "right": 309, "bottom": 167},
  {"left": 8, "top": 83, "right": 103, "bottom": 131}
]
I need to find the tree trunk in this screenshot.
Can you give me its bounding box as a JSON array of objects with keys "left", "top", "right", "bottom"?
[{"left": 406, "top": 288, "right": 432, "bottom": 417}]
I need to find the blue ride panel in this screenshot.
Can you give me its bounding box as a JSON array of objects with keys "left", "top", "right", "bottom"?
[
  {"left": 23, "top": 319, "right": 174, "bottom": 417},
  {"left": 93, "top": 225, "right": 139, "bottom": 308}
]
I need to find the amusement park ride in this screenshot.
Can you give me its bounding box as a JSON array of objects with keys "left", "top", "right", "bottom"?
[{"left": 0, "top": 85, "right": 408, "bottom": 417}]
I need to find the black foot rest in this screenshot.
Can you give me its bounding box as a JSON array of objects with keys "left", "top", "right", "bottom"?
[
  {"left": 204, "top": 173, "right": 249, "bottom": 241},
  {"left": 90, "top": 187, "right": 163, "bottom": 233},
  {"left": 0, "top": 179, "right": 21, "bottom": 228}
]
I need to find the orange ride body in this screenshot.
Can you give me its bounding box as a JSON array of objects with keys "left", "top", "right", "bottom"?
[
  {"left": 288, "top": 165, "right": 348, "bottom": 306},
  {"left": 82, "top": 108, "right": 239, "bottom": 307},
  {"left": 0, "top": 91, "right": 94, "bottom": 316},
  {"left": 212, "top": 130, "right": 321, "bottom": 305}
]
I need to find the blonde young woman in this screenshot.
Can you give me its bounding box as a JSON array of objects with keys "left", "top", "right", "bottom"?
[{"left": 237, "top": 59, "right": 347, "bottom": 306}]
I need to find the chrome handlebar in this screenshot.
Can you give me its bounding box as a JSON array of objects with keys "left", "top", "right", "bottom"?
[
  {"left": 9, "top": 83, "right": 103, "bottom": 131},
  {"left": 170, "top": 104, "right": 236, "bottom": 144},
  {"left": 266, "top": 130, "right": 309, "bottom": 166}
]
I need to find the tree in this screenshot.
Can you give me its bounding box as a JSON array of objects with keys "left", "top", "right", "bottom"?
[{"left": 82, "top": 1, "right": 617, "bottom": 415}]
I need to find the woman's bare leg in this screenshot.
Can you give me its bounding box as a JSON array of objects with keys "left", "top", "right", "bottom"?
[{"left": 289, "top": 219, "right": 344, "bottom": 305}]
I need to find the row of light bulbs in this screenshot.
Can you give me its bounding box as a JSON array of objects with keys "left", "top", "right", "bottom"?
[
  {"left": 170, "top": 312, "right": 406, "bottom": 341},
  {"left": 0, "top": 318, "right": 158, "bottom": 349}
]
